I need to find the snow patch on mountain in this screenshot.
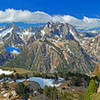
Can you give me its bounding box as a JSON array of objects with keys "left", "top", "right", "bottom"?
[
  {"left": 41, "top": 30, "right": 46, "bottom": 36},
  {"left": 0, "top": 27, "right": 13, "bottom": 38},
  {"left": 69, "top": 29, "right": 79, "bottom": 41},
  {"left": 11, "top": 50, "right": 20, "bottom": 55},
  {"left": 0, "top": 69, "right": 13, "bottom": 75}
]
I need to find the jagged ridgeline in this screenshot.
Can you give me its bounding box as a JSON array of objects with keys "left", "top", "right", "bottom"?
[{"left": 0, "top": 22, "right": 96, "bottom": 74}]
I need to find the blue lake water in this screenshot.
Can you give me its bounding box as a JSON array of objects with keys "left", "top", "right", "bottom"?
[
  {"left": 5, "top": 46, "right": 21, "bottom": 53},
  {"left": 16, "top": 77, "right": 63, "bottom": 88}
]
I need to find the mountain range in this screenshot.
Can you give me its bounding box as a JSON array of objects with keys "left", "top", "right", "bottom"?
[{"left": 0, "top": 22, "right": 100, "bottom": 74}]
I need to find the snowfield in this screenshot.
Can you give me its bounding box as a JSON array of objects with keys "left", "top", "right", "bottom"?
[{"left": 0, "top": 69, "right": 14, "bottom": 75}]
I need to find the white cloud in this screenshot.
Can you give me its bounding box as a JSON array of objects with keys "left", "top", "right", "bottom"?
[
  {"left": 0, "top": 9, "right": 100, "bottom": 30},
  {"left": 0, "top": 9, "right": 52, "bottom": 23}
]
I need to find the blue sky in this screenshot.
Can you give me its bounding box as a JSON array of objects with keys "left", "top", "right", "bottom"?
[{"left": 0, "top": 0, "right": 100, "bottom": 19}]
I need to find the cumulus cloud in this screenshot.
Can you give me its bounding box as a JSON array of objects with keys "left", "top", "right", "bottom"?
[
  {"left": 0, "top": 9, "right": 100, "bottom": 30},
  {"left": 0, "top": 9, "right": 52, "bottom": 23}
]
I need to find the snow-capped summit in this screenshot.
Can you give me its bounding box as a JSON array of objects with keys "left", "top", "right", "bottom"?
[{"left": 0, "top": 23, "right": 43, "bottom": 46}]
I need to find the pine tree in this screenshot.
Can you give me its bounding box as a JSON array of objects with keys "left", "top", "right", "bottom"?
[{"left": 85, "top": 79, "right": 98, "bottom": 100}]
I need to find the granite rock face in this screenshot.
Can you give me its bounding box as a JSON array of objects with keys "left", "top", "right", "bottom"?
[{"left": 80, "top": 34, "right": 100, "bottom": 63}]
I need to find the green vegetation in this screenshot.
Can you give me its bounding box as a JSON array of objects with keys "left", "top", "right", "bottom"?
[
  {"left": 0, "top": 66, "right": 30, "bottom": 74},
  {"left": 15, "top": 82, "right": 29, "bottom": 99},
  {"left": 91, "top": 93, "right": 100, "bottom": 100},
  {"left": 44, "top": 86, "right": 84, "bottom": 100},
  {"left": 4, "top": 47, "right": 35, "bottom": 69},
  {"left": 32, "top": 72, "right": 58, "bottom": 79},
  {"left": 95, "top": 73, "right": 100, "bottom": 80},
  {"left": 59, "top": 91, "right": 76, "bottom": 100},
  {"left": 58, "top": 72, "right": 91, "bottom": 87},
  {"left": 44, "top": 86, "right": 58, "bottom": 100},
  {"left": 0, "top": 70, "right": 99, "bottom": 100},
  {"left": 85, "top": 79, "right": 98, "bottom": 100}
]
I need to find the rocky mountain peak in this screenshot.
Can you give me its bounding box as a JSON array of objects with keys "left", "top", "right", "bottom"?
[{"left": 42, "top": 22, "right": 79, "bottom": 41}]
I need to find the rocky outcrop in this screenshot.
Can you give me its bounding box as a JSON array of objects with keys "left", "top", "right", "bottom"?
[
  {"left": 80, "top": 35, "right": 100, "bottom": 63},
  {"left": 0, "top": 53, "right": 11, "bottom": 66},
  {"left": 43, "top": 22, "right": 80, "bottom": 41},
  {"left": 92, "top": 62, "right": 100, "bottom": 75}
]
